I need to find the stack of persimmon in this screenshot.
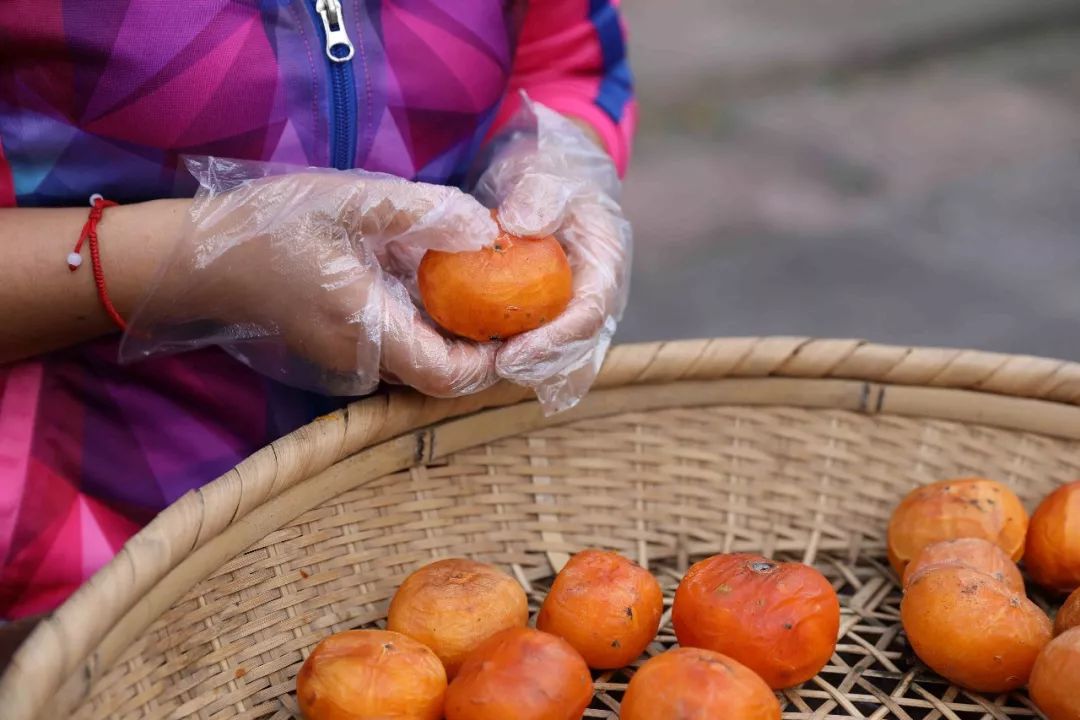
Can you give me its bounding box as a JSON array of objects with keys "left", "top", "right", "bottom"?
[
  {"left": 294, "top": 547, "right": 843, "bottom": 719},
  {"left": 291, "top": 476, "right": 1080, "bottom": 719},
  {"left": 892, "top": 477, "right": 1080, "bottom": 720}
]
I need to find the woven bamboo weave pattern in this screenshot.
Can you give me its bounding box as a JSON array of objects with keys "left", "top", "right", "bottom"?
[
  {"left": 72, "top": 406, "right": 1079, "bottom": 719},
  {"left": 6, "top": 340, "right": 1080, "bottom": 720}
]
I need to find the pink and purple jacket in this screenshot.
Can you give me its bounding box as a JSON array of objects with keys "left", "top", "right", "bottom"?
[{"left": 0, "top": 0, "right": 635, "bottom": 620}]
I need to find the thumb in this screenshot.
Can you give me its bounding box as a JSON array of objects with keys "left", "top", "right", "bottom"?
[
  {"left": 385, "top": 183, "right": 499, "bottom": 253},
  {"left": 415, "top": 187, "right": 500, "bottom": 252},
  {"left": 380, "top": 277, "right": 499, "bottom": 397},
  {"left": 374, "top": 185, "right": 499, "bottom": 277},
  {"left": 497, "top": 172, "right": 577, "bottom": 238}
]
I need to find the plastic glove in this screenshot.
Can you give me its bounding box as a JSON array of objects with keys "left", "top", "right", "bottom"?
[
  {"left": 120, "top": 158, "right": 501, "bottom": 398},
  {"left": 472, "top": 95, "right": 633, "bottom": 414}
]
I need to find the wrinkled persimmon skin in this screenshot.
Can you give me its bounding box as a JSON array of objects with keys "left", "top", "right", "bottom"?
[
  {"left": 672, "top": 553, "right": 840, "bottom": 689},
  {"left": 387, "top": 558, "right": 528, "bottom": 678},
  {"left": 537, "top": 549, "right": 663, "bottom": 669},
  {"left": 902, "top": 537, "right": 1024, "bottom": 593},
  {"left": 901, "top": 566, "right": 1051, "bottom": 693},
  {"left": 887, "top": 478, "right": 1028, "bottom": 575},
  {"left": 444, "top": 627, "right": 593, "bottom": 720},
  {"left": 418, "top": 228, "right": 572, "bottom": 342},
  {"left": 620, "top": 648, "right": 781, "bottom": 720},
  {"left": 296, "top": 629, "right": 446, "bottom": 720},
  {"left": 1055, "top": 588, "right": 1080, "bottom": 636},
  {"left": 1025, "top": 481, "right": 1080, "bottom": 594},
  {"left": 1029, "top": 627, "right": 1080, "bottom": 720}
]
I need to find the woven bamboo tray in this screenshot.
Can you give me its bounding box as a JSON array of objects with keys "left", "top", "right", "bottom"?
[{"left": 3, "top": 338, "right": 1080, "bottom": 720}]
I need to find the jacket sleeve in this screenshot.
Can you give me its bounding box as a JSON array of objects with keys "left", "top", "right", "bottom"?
[
  {"left": 0, "top": 140, "right": 15, "bottom": 207},
  {"left": 491, "top": 0, "right": 637, "bottom": 177}
]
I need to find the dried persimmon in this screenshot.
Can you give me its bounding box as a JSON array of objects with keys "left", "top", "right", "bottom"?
[
  {"left": 418, "top": 217, "right": 572, "bottom": 342},
  {"left": 537, "top": 549, "right": 663, "bottom": 669},
  {"left": 295, "top": 629, "right": 445, "bottom": 720},
  {"left": 901, "top": 537, "right": 1024, "bottom": 592},
  {"left": 1055, "top": 587, "right": 1080, "bottom": 636},
  {"left": 444, "top": 627, "right": 593, "bottom": 720},
  {"left": 1025, "top": 481, "right": 1080, "bottom": 594},
  {"left": 387, "top": 558, "right": 528, "bottom": 678},
  {"left": 620, "top": 648, "right": 781, "bottom": 720},
  {"left": 887, "top": 477, "right": 1028, "bottom": 575},
  {"left": 901, "top": 565, "right": 1051, "bottom": 692},
  {"left": 672, "top": 553, "right": 840, "bottom": 689},
  {"left": 1029, "top": 626, "right": 1080, "bottom": 720}
]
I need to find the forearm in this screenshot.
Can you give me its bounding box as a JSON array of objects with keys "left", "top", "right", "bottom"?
[
  {"left": 490, "top": 0, "right": 636, "bottom": 175},
  {"left": 0, "top": 199, "right": 190, "bottom": 363}
]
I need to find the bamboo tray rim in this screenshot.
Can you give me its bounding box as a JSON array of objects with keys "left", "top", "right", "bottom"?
[{"left": 4, "top": 337, "right": 1080, "bottom": 719}]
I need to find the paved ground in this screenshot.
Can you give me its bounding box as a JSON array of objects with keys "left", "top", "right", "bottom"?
[{"left": 616, "top": 0, "right": 1080, "bottom": 361}]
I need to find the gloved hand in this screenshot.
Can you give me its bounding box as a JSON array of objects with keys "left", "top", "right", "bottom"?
[
  {"left": 473, "top": 95, "right": 633, "bottom": 413},
  {"left": 119, "top": 158, "right": 501, "bottom": 398}
]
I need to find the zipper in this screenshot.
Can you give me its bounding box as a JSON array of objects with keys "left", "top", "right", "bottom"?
[{"left": 310, "top": 0, "right": 358, "bottom": 169}]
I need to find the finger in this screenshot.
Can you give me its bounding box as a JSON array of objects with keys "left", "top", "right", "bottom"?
[
  {"left": 382, "top": 316, "right": 499, "bottom": 398},
  {"left": 265, "top": 267, "right": 383, "bottom": 394},
  {"left": 559, "top": 195, "right": 631, "bottom": 272},
  {"left": 374, "top": 192, "right": 499, "bottom": 286},
  {"left": 496, "top": 199, "right": 629, "bottom": 370},
  {"left": 342, "top": 178, "right": 498, "bottom": 259},
  {"left": 495, "top": 297, "right": 617, "bottom": 414},
  {"left": 497, "top": 172, "right": 576, "bottom": 238},
  {"left": 395, "top": 183, "right": 499, "bottom": 251},
  {"left": 381, "top": 281, "right": 498, "bottom": 397},
  {"left": 495, "top": 296, "right": 610, "bottom": 384}
]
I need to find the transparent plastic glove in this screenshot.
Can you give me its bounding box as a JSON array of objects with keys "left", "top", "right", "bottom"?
[
  {"left": 120, "top": 157, "right": 501, "bottom": 398},
  {"left": 473, "top": 95, "right": 632, "bottom": 414}
]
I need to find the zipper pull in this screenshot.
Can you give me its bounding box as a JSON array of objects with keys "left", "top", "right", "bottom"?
[{"left": 315, "top": 0, "right": 355, "bottom": 63}]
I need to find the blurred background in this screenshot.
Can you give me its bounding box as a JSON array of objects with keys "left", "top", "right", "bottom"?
[{"left": 615, "top": 0, "right": 1080, "bottom": 359}]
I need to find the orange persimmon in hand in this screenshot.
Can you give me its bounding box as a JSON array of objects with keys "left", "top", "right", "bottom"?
[{"left": 418, "top": 214, "right": 572, "bottom": 343}]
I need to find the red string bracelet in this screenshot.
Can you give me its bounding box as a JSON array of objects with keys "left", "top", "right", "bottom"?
[{"left": 67, "top": 194, "right": 126, "bottom": 330}]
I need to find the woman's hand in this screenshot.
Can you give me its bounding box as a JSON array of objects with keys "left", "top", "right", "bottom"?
[
  {"left": 121, "top": 161, "right": 501, "bottom": 398},
  {"left": 474, "top": 97, "right": 633, "bottom": 413}
]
